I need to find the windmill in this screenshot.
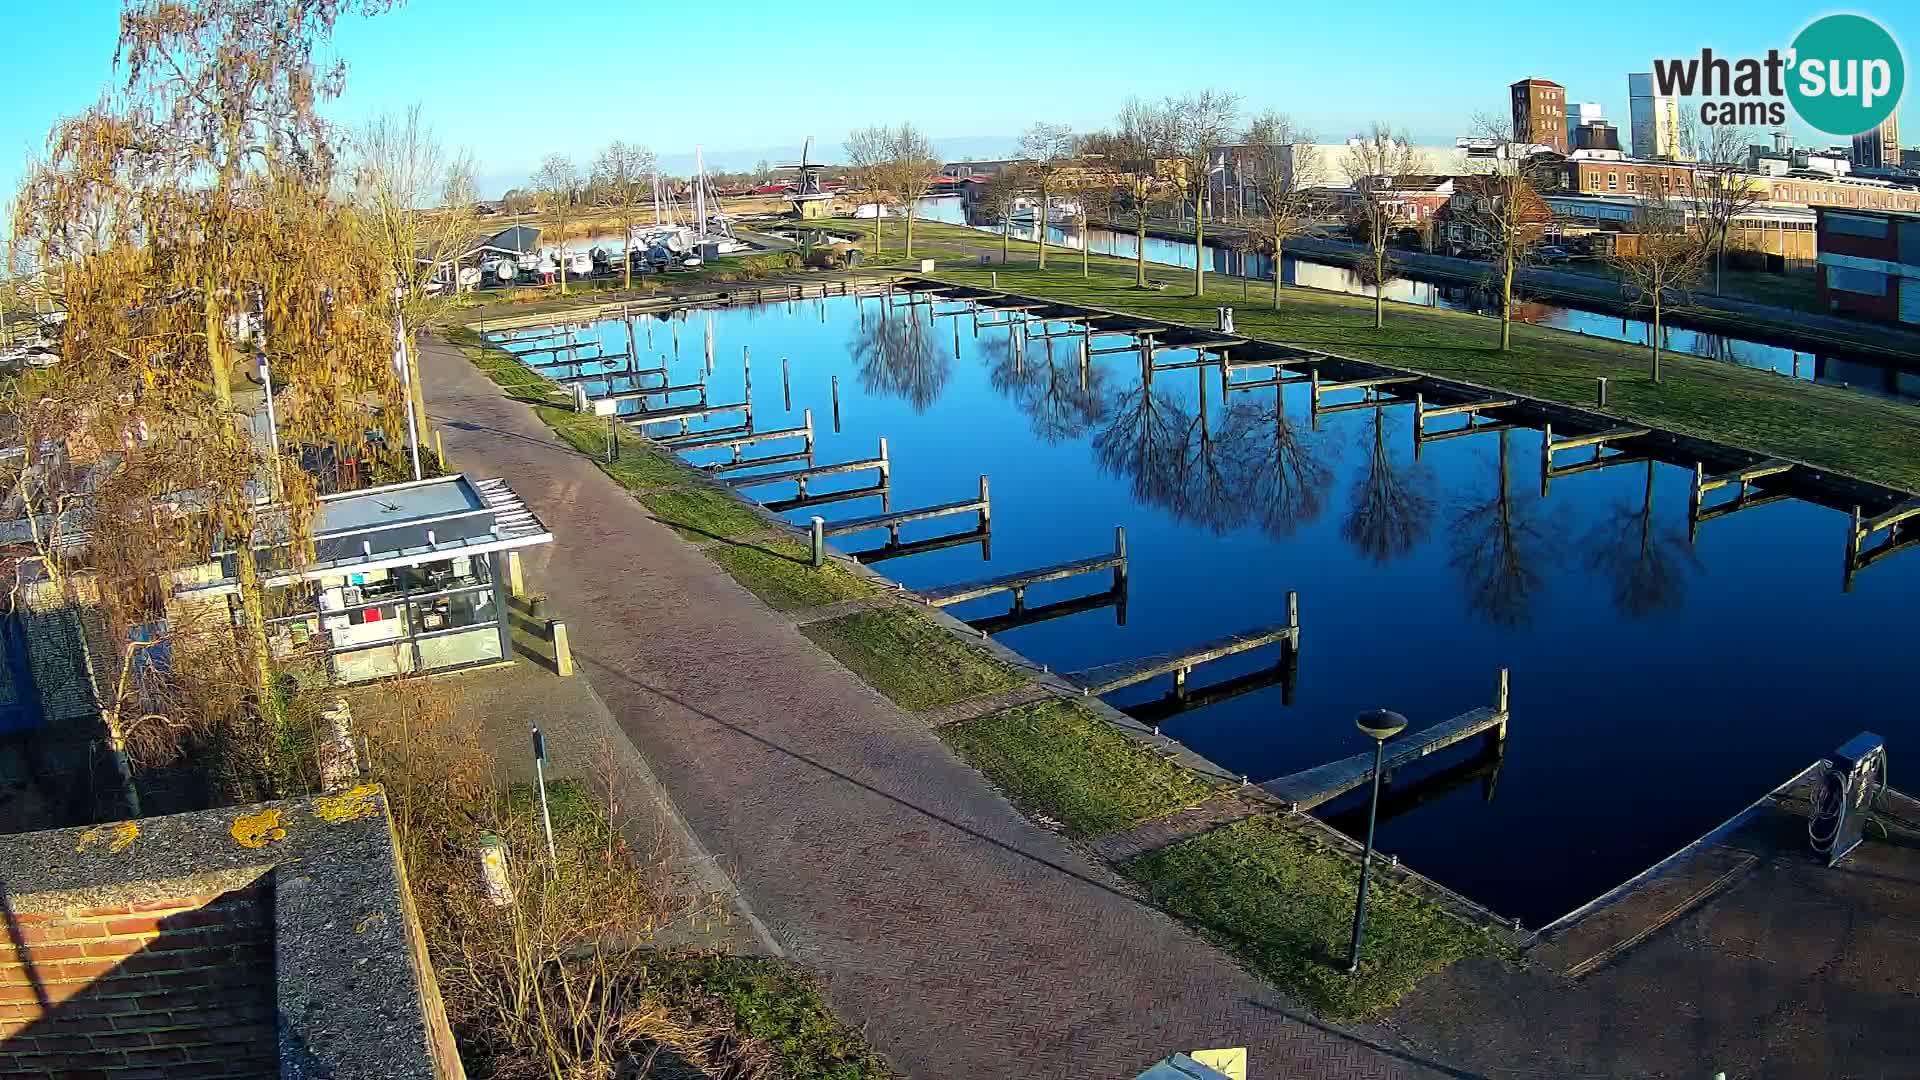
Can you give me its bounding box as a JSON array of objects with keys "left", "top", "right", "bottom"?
[{"left": 774, "top": 137, "right": 834, "bottom": 218}]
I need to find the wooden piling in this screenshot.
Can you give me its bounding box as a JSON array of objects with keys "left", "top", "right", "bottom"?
[
  {"left": 832, "top": 376, "right": 842, "bottom": 432},
  {"left": 783, "top": 357, "right": 792, "bottom": 411},
  {"left": 878, "top": 437, "right": 891, "bottom": 486},
  {"left": 1114, "top": 526, "right": 1128, "bottom": 593},
  {"left": 810, "top": 516, "right": 826, "bottom": 567},
  {"left": 552, "top": 620, "right": 574, "bottom": 677},
  {"left": 743, "top": 346, "right": 752, "bottom": 401},
  {"left": 978, "top": 474, "right": 991, "bottom": 532}
]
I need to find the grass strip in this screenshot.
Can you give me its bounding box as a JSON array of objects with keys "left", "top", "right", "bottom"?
[
  {"left": 637, "top": 953, "right": 895, "bottom": 1080},
  {"left": 708, "top": 539, "right": 875, "bottom": 612},
  {"left": 1124, "top": 815, "right": 1497, "bottom": 1021},
  {"left": 801, "top": 607, "right": 1022, "bottom": 710},
  {"left": 942, "top": 699, "right": 1216, "bottom": 838},
  {"left": 637, "top": 484, "right": 769, "bottom": 540}
]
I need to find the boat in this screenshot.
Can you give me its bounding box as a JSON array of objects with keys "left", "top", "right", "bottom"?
[{"left": 1010, "top": 197, "right": 1082, "bottom": 225}]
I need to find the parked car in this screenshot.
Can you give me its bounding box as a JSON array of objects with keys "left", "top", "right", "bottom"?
[{"left": 1536, "top": 245, "right": 1571, "bottom": 264}]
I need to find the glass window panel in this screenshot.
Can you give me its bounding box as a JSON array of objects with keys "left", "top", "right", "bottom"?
[
  {"left": 332, "top": 640, "right": 417, "bottom": 683},
  {"left": 415, "top": 627, "right": 503, "bottom": 671},
  {"left": 414, "top": 588, "right": 497, "bottom": 635}
]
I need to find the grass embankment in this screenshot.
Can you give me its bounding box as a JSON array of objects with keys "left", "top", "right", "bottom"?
[
  {"left": 941, "top": 699, "right": 1213, "bottom": 837},
  {"left": 800, "top": 607, "right": 1023, "bottom": 710},
  {"left": 1126, "top": 817, "right": 1497, "bottom": 1021},
  {"left": 939, "top": 694, "right": 1493, "bottom": 1018},
  {"left": 844, "top": 216, "right": 1920, "bottom": 493}
]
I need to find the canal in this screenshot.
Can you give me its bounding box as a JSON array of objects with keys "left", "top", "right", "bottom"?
[
  {"left": 524, "top": 292, "right": 1919, "bottom": 927},
  {"left": 908, "top": 195, "right": 1920, "bottom": 404}
]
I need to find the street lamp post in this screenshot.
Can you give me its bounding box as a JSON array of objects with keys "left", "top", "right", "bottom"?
[{"left": 1348, "top": 707, "right": 1408, "bottom": 975}]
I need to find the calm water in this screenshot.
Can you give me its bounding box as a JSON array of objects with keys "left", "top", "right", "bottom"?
[
  {"left": 909, "top": 195, "right": 1920, "bottom": 404},
  {"left": 507, "top": 295, "right": 1919, "bottom": 926}
]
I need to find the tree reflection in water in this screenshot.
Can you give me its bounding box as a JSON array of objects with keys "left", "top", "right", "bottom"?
[
  {"left": 1092, "top": 351, "right": 1194, "bottom": 517},
  {"left": 1220, "top": 385, "right": 1334, "bottom": 540},
  {"left": 849, "top": 302, "right": 951, "bottom": 412},
  {"left": 1584, "top": 459, "right": 1699, "bottom": 617},
  {"left": 1448, "top": 428, "right": 1559, "bottom": 627},
  {"left": 980, "top": 332, "right": 1109, "bottom": 443},
  {"left": 1342, "top": 410, "right": 1434, "bottom": 562}
]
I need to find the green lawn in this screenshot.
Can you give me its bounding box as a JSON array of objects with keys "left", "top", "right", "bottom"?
[
  {"left": 636, "top": 953, "right": 895, "bottom": 1080},
  {"left": 801, "top": 607, "right": 1023, "bottom": 710},
  {"left": 840, "top": 216, "right": 1920, "bottom": 493},
  {"left": 942, "top": 699, "right": 1215, "bottom": 838},
  {"left": 708, "top": 539, "right": 876, "bottom": 612},
  {"left": 638, "top": 484, "right": 770, "bottom": 540},
  {"left": 1125, "top": 816, "right": 1499, "bottom": 1021}
]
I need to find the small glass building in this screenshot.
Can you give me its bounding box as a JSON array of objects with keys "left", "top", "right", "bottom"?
[{"left": 179, "top": 474, "right": 553, "bottom": 683}]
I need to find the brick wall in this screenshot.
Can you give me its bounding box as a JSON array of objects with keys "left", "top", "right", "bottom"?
[{"left": 0, "top": 883, "right": 276, "bottom": 1079}]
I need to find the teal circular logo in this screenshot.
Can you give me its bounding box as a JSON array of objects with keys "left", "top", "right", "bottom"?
[{"left": 1788, "top": 14, "right": 1905, "bottom": 137}]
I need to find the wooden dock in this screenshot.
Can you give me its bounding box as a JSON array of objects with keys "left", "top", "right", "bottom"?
[
  {"left": 965, "top": 587, "right": 1124, "bottom": 636},
  {"left": 1262, "top": 672, "right": 1510, "bottom": 811},
  {"left": 626, "top": 400, "right": 751, "bottom": 433},
  {"left": 597, "top": 380, "right": 710, "bottom": 406},
  {"left": 1688, "top": 459, "right": 1795, "bottom": 540},
  {"left": 728, "top": 439, "right": 888, "bottom": 497},
  {"left": 1539, "top": 423, "right": 1651, "bottom": 497},
  {"left": 763, "top": 481, "right": 888, "bottom": 515},
  {"left": 1126, "top": 657, "right": 1296, "bottom": 727},
  {"left": 1066, "top": 596, "right": 1298, "bottom": 698},
  {"left": 661, "top": 411, "right": 813, "bottom": 460},
  {"left": 822, "top": 476, "right": 989, "bottom": 544},
  {"left": 550, "top": 364, "right": 662, "bottom": 386},
  {"left": 920, "top": 527, "right": 1125, "bottom": 608},
  {"left": 1413, "top": 393, "right": 1516, "bottom": 451},
  {"left": 1845, "top": 496, "right": 1920, "bottom": 590},
  {"left": 848, "top": 524, "right": 989, "bottom": 564}
]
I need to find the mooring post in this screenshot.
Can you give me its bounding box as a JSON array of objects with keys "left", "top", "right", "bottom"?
[
  {"left": 606, "top": 413, "right": 617, "bottom": 463},
  {"left": 878, "top": 437, "right": 891, "bottom": 486},
  {"left": 782, "top": 357, "right": 792, "bottom": 411},
  {"left": 672, "top": 319, "right": 678, "bottom": 355},
  {"left": 1173, "top": 665, "right": 1189, "bottom": 700},
  {"left": 802, "top": 408, "right": 815, "bottom": 453},
  {"left": 978, "top": 474, "right": 991, "bottom": 532},
  {"left": 1596, "top": 376, "right": 1609, "bottom": 407},
  {"left": 991, "top": 270, "right": 998, "bottom": 289},
  {"left": 831, "top": 375, "right": 842, "bottom": 432},
  {"left": 743, "top": 346, "right": 752, "bottom": 402},
  {"left": 1113, "top": 525, "right": 1128, "bottom": 594},
  {"left": 1494, "top": 667, "right": 1511, "bottom": 744},
  {"left": 1413, "top": 392, "right": 1425, "bottom": 443},
  {"left": 810, "top": 516, "right": 825, "bottom": 568},
  {"left": 1539, "top": 422, "right": 1554, "bottom": 499}
]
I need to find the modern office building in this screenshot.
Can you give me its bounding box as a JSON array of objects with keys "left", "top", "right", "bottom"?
[
  {"left": 1851, "top": 114, "right": 1901, "bottom": 170},
  {"left": 1511, "top": 78, "right": 1568, "bottom": 154},
  {"left": 1566, "top": 102, "right": 1605, "bottom": 149},
  {"left": 1628, "top": 73, "right": 1681, "bottom": 159}
]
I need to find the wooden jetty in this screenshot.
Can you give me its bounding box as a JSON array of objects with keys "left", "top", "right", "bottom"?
[
  {"left": 1262, "top": 670, "right": 1511, "bottom": 812},
  {"left": 550, "top": 363, "right": 660, "bottom": 386},
  {"left": 596, "top": 380, "right": 710, "bottom": 407},
  {"left": 1689, "top": 459, "right": 1795, "bottom": 540},
  {"left": 1065, "top": 594, "right": 1299, "bottom": 698},
  {"left": 1309, "top": 370, "right": 1418, "bottom": 426},
  {"left": 821, "top": 476, "right": 989, "bottom": 546},
  {"left": 1413, "top": 393, "right": 1516, "bottom": 443},
  {"left": 1127, "top": 658, "right": 1296, "bottom": 726},
  {"left": 1845, "top": 496, "right": 1920, "bottom": 590},
  {"left": 965, "top": 586, "right": 1125, "bottom": 636},
  {"left": 764, "top": 481, "right": 889, "bottom": 515},
  {"left": 661, "top": 411, "right": 813, "bottom": 462},
  {"left": 920, "top": 527, "right": 1126, "bottom": 609},
  {"left": 1539, "top": 423, "right": 1651, "bottom": 497},
  {"left": 847, "top": 523, "right": 989, "bottom": 564},
  {"left": 626, "top": 400, "right": 751, "bottom": 435},
  {"left": 728, "top": 439, "right": 888, "bottom": 498}
]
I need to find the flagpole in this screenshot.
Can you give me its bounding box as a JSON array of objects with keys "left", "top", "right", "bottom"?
[{"left": 395, "top": 312, "right": 423, "bottom": 481}]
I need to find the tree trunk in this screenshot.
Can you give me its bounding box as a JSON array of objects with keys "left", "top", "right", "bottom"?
[
  {"left": 873, "top": 200, "right": 882, "bottom": 252},
  {"left": 1373, "top": 242, "right": 1385, "bottom": 330},
  {"left": 1500, "top": 250, "right": 1515, "bottom": 352},
  {"left": 1193, "top": 196, "right": 1205, "bottom": 296},
  {"left": 1136, "top": 207, "right": 1148, "bottom": 288},
  {"left": 1651, "top": 296, "right": 1663, "bottom": 383},
  {"left": 1002, "top": 215, "right": 1010, "bottom": 262},
  {"left": 905, "top": 196, "right": 915, "bottom": 258},
  {"left": 622, "top": 209, "right": 633, "bottom": 291},
  {"left": 1081, "top": 213, "right": 1089, "bottom": 279},
  {"left": 1037, "top": 189, "right": 1048, "bottom": 269},
  {"left": 1274, "top": 229, "right": 1284, "bottom": 309},
  {"left": 404, "top": 319, "right": 430, "bottom": 440}
]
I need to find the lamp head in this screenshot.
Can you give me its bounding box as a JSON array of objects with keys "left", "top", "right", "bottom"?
[{"left": 1356, "top": 708, "right": 1408, "bottom": 742}]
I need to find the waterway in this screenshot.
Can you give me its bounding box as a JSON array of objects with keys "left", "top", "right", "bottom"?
[
  {"left": 909, "top": 195, "right": 1920, "bottom": 404},
  {"left": 518, "top": 290, "right": 1919, "bottom": 927}
]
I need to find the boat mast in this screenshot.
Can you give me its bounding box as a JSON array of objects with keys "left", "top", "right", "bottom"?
[{"left": 694, "top": 145, "right": 708, "bottom": 244}]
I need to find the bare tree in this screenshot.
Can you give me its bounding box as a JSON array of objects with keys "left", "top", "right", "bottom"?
[
  {"left": 1457, "top": 117, "right": 1555, "bottom": 351},
  {"left": 1089, "top": 101, "right": 1174, "bottom": 289},
  {"left": 880, "top": 123, "right": 939, "bottom": 259},
  {"left": 1018, "top": 122, "right": 1075, "bottom": 269},
  {"left": 843, "top": 125, "right": 892, "bottom": 251},
  {"left": 1687, "top": 120, "right": 1764, "bottom": 295},
  {"left": 591, "top": 140, "right": 657, "bottom": 290},
  {"left": 351, "top": 105, "right": 478, "bottom": 440},
  {"left": 1344, "top": 124, "right": 1419, "bottom": 330},
  {"left": 1607, "top": 183, "right": 1709, "bottom": 382},
  {"left": 1163, "top": 91, "right": 1241, "bottom": 296},
  {"left": 1242, "top": 111, "right": 1320, "bottom": 310},
  {"left": 533, "top": 154, "right": 581, "bottom": 295},
  {"left": 979, "top": 164, "right": 1027, "bottom": 263}
]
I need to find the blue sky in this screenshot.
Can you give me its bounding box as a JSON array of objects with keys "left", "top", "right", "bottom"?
[{"left": 1, "top": 1, "right": 1915, "bottom": 200}]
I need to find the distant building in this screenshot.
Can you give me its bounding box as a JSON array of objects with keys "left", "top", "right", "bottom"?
[
  {"left": 1628, "top": 72, "right": 1682, "bottom": 159},
  {"left": 1574, "top": 121, "right": 1622, "bottom": 153},
  {"left": 1563, "top": 156, "right": 1920, "bottom": 214},
  {"left": 1851, "top": 115, "right": 1901, "bottom": 170},
  {"left": 1566, "top": 102, "right": 1605, "bottom": 149},
  {"left": 1511, "top": 78, "right": 1568, "bottom": 154},
  {"left": 1816, "top": 206, "right": 1920, "bottom": 323}
]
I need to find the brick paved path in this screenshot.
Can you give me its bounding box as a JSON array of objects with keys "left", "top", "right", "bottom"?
[{"left": 419, "top": 337, "right": 1456, "bottom": 1079}]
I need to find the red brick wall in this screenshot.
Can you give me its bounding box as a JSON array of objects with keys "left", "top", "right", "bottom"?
[{"left": 0, "top": 884, "right": 276, "bottom": 1079}]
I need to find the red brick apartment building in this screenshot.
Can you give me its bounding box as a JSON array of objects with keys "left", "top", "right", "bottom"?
[{"left": 1816, "top": 207, "right": 1920, "bottom": 324}]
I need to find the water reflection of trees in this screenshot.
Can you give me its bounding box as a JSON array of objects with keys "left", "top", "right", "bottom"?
[
  {"left": 980, "top": 333, "right": 1109, "bottom": 442},
  {"left": 849, "top": 305, "right": 951, "bottom": 412},
  {"left": 1448, "top": 429, "right": 1557, "bottom": 627},
  {"left": 1342, "top": 411, "right": 1434, "bottom": 562},
  {"left": 1584, "top": 459, "right": 1699, "bottom": 617},
  {"left": 1091, "top": 363, "right": 1334, "bottom": 538}
]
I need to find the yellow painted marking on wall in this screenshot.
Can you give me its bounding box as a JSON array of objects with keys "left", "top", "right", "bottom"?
[
  {"left": 1189, "top": 1048, "right": 1246, "bottom": 1080},
  {"left": 74, "top": 820, "right": 140, "bottom": 854},
  {"left": 313, "top": 783, "right": 383, "bottom": 823},
  {"left": 231, "top": 808, "right": 287, "bottom": 848}
]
